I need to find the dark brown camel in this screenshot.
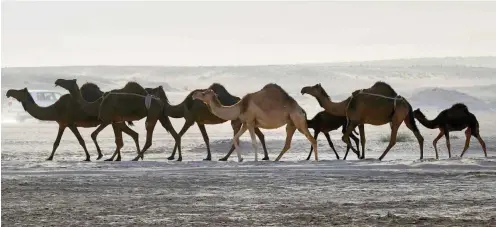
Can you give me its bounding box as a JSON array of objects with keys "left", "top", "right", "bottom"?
[
  {"left": 305, "top": 111, "right": 360, "bottom": 160},
  {"left": 55, "top": 80, "right": 147, "bottom": 161},
  {"left": 74, "top": 82, "right": 142, "bottom": 161},
  {"left": 413, "top": 103, "right": 487, "bottom": 159},
  {"left": 146, "top": 84, "right": 268, "bottom": 161},
  {"left": 5, "top": 87, "right": 127, "bottom": 161},
  {"left": 301, "top": 82, "right": 424, "bottom": 161},
  {"left": 55, "top": 79, "right": 181, "bottom": 161}
]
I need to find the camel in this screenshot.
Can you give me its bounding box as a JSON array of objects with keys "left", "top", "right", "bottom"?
[
  {"left": 146, "top": 84, "right": 268, "bottom": 161},
  {"left": 55, "top": 79, "right": 148, "bottom": 161},
  {"left": 305, "top": 111, "right": 360, "bottom": 160},
  {"left": 192, "top": 83, "right": 317, "bottom": 162},
  {"left": 413, "top": 103, "right": 487, "bottom": 159},
  {"left": 55, "top": 79, "right": 181, "bottom": 161},
  {"left": 5, "top": 87, "right": 129, "bottom": 161},
  {"left": 301, "top": 82, "right": 424, "bottom": 161}
]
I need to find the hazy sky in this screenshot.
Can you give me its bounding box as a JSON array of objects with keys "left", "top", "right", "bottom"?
[{"left": 2, "top": 1, "right": 496, "bottom": 67}]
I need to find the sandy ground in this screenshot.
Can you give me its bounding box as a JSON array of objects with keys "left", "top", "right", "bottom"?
[{"left": 2, "top": 119, "right": 496, "bottom": 226}]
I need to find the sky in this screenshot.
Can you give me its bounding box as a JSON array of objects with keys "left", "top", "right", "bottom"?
[{"left": 1, "top": 1, "right": 496, "bottom": 67}]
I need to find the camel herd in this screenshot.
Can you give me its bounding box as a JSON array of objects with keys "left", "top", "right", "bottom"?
[{"left": 6, "top": 79, "right": 488, "bottom": 162}]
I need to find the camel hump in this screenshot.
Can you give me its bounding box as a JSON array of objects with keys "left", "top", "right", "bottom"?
[
  {"left": 122, "top": 81, "right": 146, "bottom": 95},
  {"left": 370, "top": 81, "right": 398, "bottom": 96},
  {"left": 209, "top": 83, "right": 240, "bottom": 104},
  {"left": 209, "top": 83, "right": 228, "bottom": 93},
  {"left": 451, "top": 103, "right": 469, "bottom": 112},
  {"left": 262, "top": 83, "right": 295, "bottom": 102},
  {"left": 80, "top": 82, "right": 104, "bottom": 102}
]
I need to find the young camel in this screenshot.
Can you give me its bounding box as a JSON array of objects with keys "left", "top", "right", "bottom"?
[
  {"left": 146, "top": 84, "right": 268, "bottom": 161},
  {"left": 306, "top": 111, "right": 360, "bottom": 160},
  {"left": 54, "top": 79, "right": 181, "bottom": 161},
  {"left": 413, "top": 103, "right": 487, "bottom": 159},
  {"left": 5, "top": 87, "right": 116, "bottom": 161},
  {"left": 192, "top": 83, "right": 318, "bottom": 162},
  {"left": 301, "top": 82, "right": 424, "bottom": 161}
]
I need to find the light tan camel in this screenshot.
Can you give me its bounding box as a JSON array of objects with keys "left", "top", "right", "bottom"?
[
  {"left": 192, "top": 83, "right": 317, "bottom": 162},
  {"left": 301, "top": 82, "right": 424, "bottom": 160}
]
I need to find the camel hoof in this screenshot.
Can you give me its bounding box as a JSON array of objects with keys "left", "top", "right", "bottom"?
[
  {"left": 176, "top": 157, "right": 182, "bottom": 162},
  {"left": 238, "top": 158, "right": 244, "bottom": 162},
  {"left": 262, "top": 157, "right": 270, "bottom": 161},
  {"left": 84, "top": 158, "right": 91, "bottom": 162},
  {"left": 204, "top": 157, "right": 211, "bottom": 161},
  {"left": 96, "top": 154, "right": 103, "bottom": 160},
  {"left": 131, "top": 157, "right": 140, "bottom": 161},
  {"left": 167, "top": 156, "right": 175, "bottom": 160},
  {"left": 46, "top": 157, "right": 53, "bottom": 161},
  {"left": 115, "top": 158, "right": 121, "bottom": 162},
  {"left": 104, "top": 158, "right": 113, "bottom": 161},
  {"left": 219, "top": 158, "right": 228, "bottom": 161}
]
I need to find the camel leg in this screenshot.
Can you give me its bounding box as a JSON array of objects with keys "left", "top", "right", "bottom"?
[
  {"left": 403, "top": 116, "right": 425, "bottom": 160},
  {"left": 232, "top": 123, "right": 248, "bottom": 162},
  {"left": 358, "top": 124, "right": 365, "bottom": 159},
  {"left": 158, "top": 116, "right": 182, "bottom": 161},
  {"left": 460, "top": 128, "right": 472, "bottom": 158},
  {"left": 197, "top": 124, "right": 212, "bottom": 161},
  {"left": 342, "top": 121, "right": 360, "bottom": 158},
  {"left": 378, "top": 118, "right": 403, "bottom": 161},
  {"left": 275, "top": 123, "right": 296, "bottom": 162},
  {"left": 306, "top": 130, "right": 319, "bottom": 160},
  {"left": 68, "top": 125, "right": 91, "bottom": 161},
  {"left": 132, "top": 119, "right": 158, "bottom": 161},
  {"left": 120, "top": 123, "right": 141, "bottom": 159},
  {"left": 350, "top": 132, "right": 360, "bottom": 158},
  {"left": 46, "top": 124, "right": 66, "bottom": 161},
  {"left": 247, "top": 125, "right": 259, "bottom": 161},
  {"left": 220, "top": 120, "right": 241, "bottom": 161},
  {"left": 168, "top": 119, "right": 193, "bottom": 160},
  {"left": 254, "top": 127, "right": 269, "bottom": 160},
  {"left": 292, "top": 114, "right": 318, "bottom": 161},
  {"left": 90, "top": 123, "right": 108, "bottom": 160},
  {"left": 342, "top": 127, "right": 353, "bottom": 160},
  {"left": 444, "top": 130, "right": 451, "bottom": 158},
  {"left": 472, "top": 129, "right": 487, "bottom": 158},
  {"left": 432, "top": 130, "right": 444, "bottom": 160},
  {"left": 324, "top": 132, "right": 340, "bottom": 160},
  {"left": 106, "top": 123, "right": 124, "bottom": 161}
]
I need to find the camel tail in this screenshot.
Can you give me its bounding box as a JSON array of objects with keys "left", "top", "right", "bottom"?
[
  {"left": 127, "top": 121, "right": 134, "bottom": 126},
  {"left": 406, "top": 102, "right": 420, "bottom": 132}
]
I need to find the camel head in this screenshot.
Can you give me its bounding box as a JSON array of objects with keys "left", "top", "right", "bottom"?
[
  {"left": 301, "top": 83, "right": 329, "bottom": 98},
  {"left": 6, "top": 88, "right": 32, "bottom": 103},
  {"left": 412, "top": 108, "right": 425, "bottom": 120},
  {"left": 192, "top": 89, "right": 216, "bottom": 104},
  {"left": 54, "top": 79, "right": 78, "bottom": 92}
]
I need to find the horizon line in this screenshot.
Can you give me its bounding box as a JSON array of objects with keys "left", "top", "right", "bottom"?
[{"left": 2, "top": 55, "right": 495, "bottom": 69}]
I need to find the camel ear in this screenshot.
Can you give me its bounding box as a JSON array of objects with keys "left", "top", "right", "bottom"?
[{"left": 317, "top": 83, "right": 321, "bottom": 87}]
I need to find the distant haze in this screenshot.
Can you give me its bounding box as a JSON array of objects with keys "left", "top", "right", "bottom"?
[{"left": 2, "top": 1, "right": 496, "bottom": 67}]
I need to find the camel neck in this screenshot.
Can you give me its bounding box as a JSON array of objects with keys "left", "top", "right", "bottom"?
[
  {"left": 22, "top": 97, "right": 59, "bottom": 121},
  {"left": 164, "top": 101, "right": 185, "bottom": 118},
  {"left": 416, "top": 113, "right": 438, "bottom": 129},
  {"left": 317, "top": 95, "right": 348, "bottom": 117},
  {"left": 207, "top": 96, "right": 241, "bottom": 121},
  {"left": 69, "top": 87, "right": 101, "bottom": 116}
]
